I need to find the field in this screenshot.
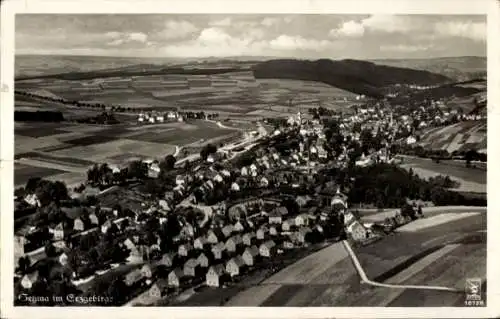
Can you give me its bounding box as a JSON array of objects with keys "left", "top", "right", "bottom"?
[
  {"left": 399, "top": 156, "right": 486, "bottom": 193},
  {"left": 223, "top": 212, "right": 485, "bottom": 306},
  {"left": 14, "top": 120, "right": 237, "bottom": 188},
  {"left": 15, "top": 68, "right": 358, "bottom": 118},
  {"left": 417, "top": 120, "right": 487, "bottom": 154}
]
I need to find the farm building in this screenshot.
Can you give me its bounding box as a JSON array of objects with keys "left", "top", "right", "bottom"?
[
  {"left": 259, "top": 240, "right": 277, "bottom": 257},
  {"left": 206, "top": 264, "right": 230, "bottom": 287},
  {"left": 211, "top": 242, "right": 226, "bottom": 260},
  {"left": 295, "top": 214, "right": 310, "bottom": 227},
  {"left": 242, "top": 232, "right": 256, "bottom": 246},
  {"left": 225, "top": 255, "right": 246, "bottom": 277},
  {"left": 168, "top": 268, "right": 185, "bottom": 287},
  {"left": 268, "top": 210, "right": 283, "bottom": 224},
  {"left": 242, "top": 245, "right": 259, "bottom": 266},
  {"left": 53, "top": 223, "right": 64, "bottom": 241},
  {"left": 225, "top": 235, "right": 243, "bottom": 253},
  {"left": 89, "top": 213, "right": 99, "bottom": 225},
  {"left": 141, "top": 264, "right": 154, "bottom": 278},
  {"left": 149, "top": 279, "right": 169, "bottom": 298}
]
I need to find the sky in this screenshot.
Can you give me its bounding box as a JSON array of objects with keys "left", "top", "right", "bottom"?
[{"left": 15, "top": 14, "right": 487, "bottom": 59}]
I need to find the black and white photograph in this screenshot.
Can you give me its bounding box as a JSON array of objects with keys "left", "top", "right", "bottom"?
[{"left": 1, "top": 0, "right": 498, "bottom": 317}]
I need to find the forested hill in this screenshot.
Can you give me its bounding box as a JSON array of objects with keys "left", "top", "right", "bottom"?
[{"left": 252, "top": 59, "right": 451, "bottom": 98}]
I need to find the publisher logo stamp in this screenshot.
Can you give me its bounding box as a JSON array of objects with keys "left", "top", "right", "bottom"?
[{"left": 465, "top": 278, "right": 484, "bottom": 306}]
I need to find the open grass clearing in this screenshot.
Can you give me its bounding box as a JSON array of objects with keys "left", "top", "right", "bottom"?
[{"left": 15, "top": 163, "right": 67, "bottom": 186}]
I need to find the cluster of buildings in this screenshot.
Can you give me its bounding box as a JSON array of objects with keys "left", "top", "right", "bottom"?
[{"left": 137, "top": 111, "right": 183, "bottom": 124}]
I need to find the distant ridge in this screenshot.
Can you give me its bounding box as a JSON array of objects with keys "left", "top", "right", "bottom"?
[{"left": 251, "top": 58, "right": 451, "bottom": 98}]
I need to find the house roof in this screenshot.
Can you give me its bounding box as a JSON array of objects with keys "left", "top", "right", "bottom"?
[
  {"left": 227, "top": 234, "right": 243, "bottom": 244},
  {"left": 212, "top": 242, "right": 225, "bottom": 251},
  {"left": 243, "top": 231, "right": 256, "bottom": 239},
  {"left": 261, "top": 240, "right": 276, "bottom": 249},
  {"left": 210, "top": 264, "right": 226, "bottom": 276},
  {"left": 184, "top": 258, "right": 199, "bottom": 268},
  {"left": 169, "top": 268, "right": 184, "bottom": 278},
  {"left": 229, "top": 255, "right": 245, "bottom": 267},
  {"left": 245, "top": 246, "right": 259, "bottom": 257}
]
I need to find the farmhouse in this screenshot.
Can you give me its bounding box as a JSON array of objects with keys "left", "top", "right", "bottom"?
[
  {"left": 226, "top": 255, "right": 246, "bottom": 277},
  {"left": 206, "top": 264, "right": 230, "bottom": 287},
  {"left": 149, "top": 279, "right": 169, "bottom": 298},
  {"left": 73, "top": 218, "right": 85, "bottom": 231},
  {"left": 242, "top": 245, "right": 259, "bottom": 266},
  {"left": 259, "top": 240, "right": 277, "bottom": 257},
  {"left": 141, "top": 264, "right": 154, "bottom": 278}
]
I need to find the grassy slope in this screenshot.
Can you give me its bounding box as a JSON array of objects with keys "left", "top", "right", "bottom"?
[{"left": 418, "top": 120, "right": 487, "bottom": 153}]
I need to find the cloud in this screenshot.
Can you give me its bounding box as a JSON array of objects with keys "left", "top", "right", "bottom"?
[
  {"left": 380, "top": 44, "right": 432, "bottom": 52},
  {"left": 434, "top": 21, "right": 486, "bottom": 41},
  {"left": 361, "top": 15, "right": 415, "bottom": 33},
  {"left": 160, "top": 20, "right": 198, "bottom": 40},
  {"left": 269, "top": 35, "right": 331, "bottom": 50},
  {"left": 209, "top": 18, "right": 232, "bottom": 27},
  {"left": 261, "top": 17, "right": 281, "bottom": 27},
  {"left": 330, "top": 20, "right": 365, "bottom": 37},
  {"left": 106, "top": 32, "right": 148, "bottom": 46}
]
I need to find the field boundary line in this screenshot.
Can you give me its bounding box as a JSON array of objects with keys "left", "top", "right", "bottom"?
[{"left": 342, "top": 240, "right": 461, "bottom": 293}]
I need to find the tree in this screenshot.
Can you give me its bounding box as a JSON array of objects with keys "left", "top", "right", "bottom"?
[
  {"left": 200, "top": 144, "right": 217, "bottom": 160},
  {"left": 128, "top": 160, "right": 148, "bottom": 180},
  {"left": 17, "top": 256, "right": 31, "bottom": 274},
  {"left": 44, "top": 243, "right": 58, "bottom": 258},
  {"left": 163, "top": 154, "right": 177, "bottom": 170}
]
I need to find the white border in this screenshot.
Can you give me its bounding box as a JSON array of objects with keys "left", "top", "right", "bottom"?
[{"left": 1, "top": 0, "right": 499, "bottom": 318}]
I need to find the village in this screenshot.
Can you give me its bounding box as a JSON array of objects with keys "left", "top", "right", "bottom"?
[{"left": 13, "top": 92, "right": 484, "bottom": 306}]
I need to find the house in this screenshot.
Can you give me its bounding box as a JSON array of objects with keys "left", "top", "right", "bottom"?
[
  {"left": 233, "top": 220, "right": 249, "bottom": 232},
  {"left": 222, "top": 225, "right": 234, "bottom": 238},
  {"left": 193, "top": 236, "right": 208, "bottom": 250},
  {"left": 125, "top": 268, "right": 144, "bottom": 286},
  {"left": 89, "top": 213, "right": 99, "bottom": 225},
  {"left": 58, "top": 252, "right": 69, "bottom": 266},
  {"left": 124, "top": 238, "right": 143, "bottom": 259},
  {"left": 73, "top": 218, "right": 85, "bottom": 231},
  {"left": 168, "top": 268, "right": 184, "bottom": 287},
  {"left": 260, "top": 177, "right": 269, "bottom": 188},
  {"left": 242, "top": 245, "right": 259, "bottom": 266},
  {"left": 241, "top": 167, "right": 249, "bottom": 176},
  {"left": 178, "top": 243, "right": 193, "bottom": 257},
  {"left": 269, "top": 225, "right": 280, "bottom": 236},
  {"left": 295, "top": 214, "right": 310, "bottom": 227},
  {"left": 141, "top": 264, "right": 154, "bottom": 278},
  {"left": 231, "top": 182, "right": 241, "bottom": 192},
  {"left": 211, "top": 242, "right": 226, "bottom": 260},
  {"left": 242, "top": 232, "right": 256, "bottom": 246},
  {"left": 259, "top": 240, "right": 277, "bottom": 257},
  {"left": 256, "top": 226, "right": 268, "bottom": 240},
  {"left": 14, "top": 235, "right": 27, "bottom": 259},
  {"left": 268, "top": 210, "right": 283, "bottom": 225},
  {"left": 207, "top": 229, "right": 224, "bottom": 244},
  {"left": 197, "top": 251, "right": 213, "bottom": 268},
  {"left": 206, "top": 264, "right": 230, "bottom": 287},
  {"left": 282, "top": 240, "right": 295, "bottom": 250},
  {"left": 282, "top": 219, "right": 297, "bottom": 232},
  {"left": 181, "top": 223, "right": 195, "bottom": 239},
  {"left": 21, "top": 271, "right": 40, "bottom": 289},
  {"left": 101, "top": 220, "right": 112, "bottom": 234},
  {"left": 149, "top": 279, "right": 169, "bottom": 298},
  {"left": 159, "top": 252, "right": 176, "bottom": 267},
  {"left": 183, "top": 258, "right": 200, "bottom": 277},
  {"left": 225, "top": 255, "right": 246, "bottom": 277},
  {"left": 225, "top": 235, "right": 243, "bottom": 253},
  {"left": 295, "top": 227, "right": 312, "bottom": 244},
  {"left": 347, "top": 221, "right": 368, "bottom": 242}
]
